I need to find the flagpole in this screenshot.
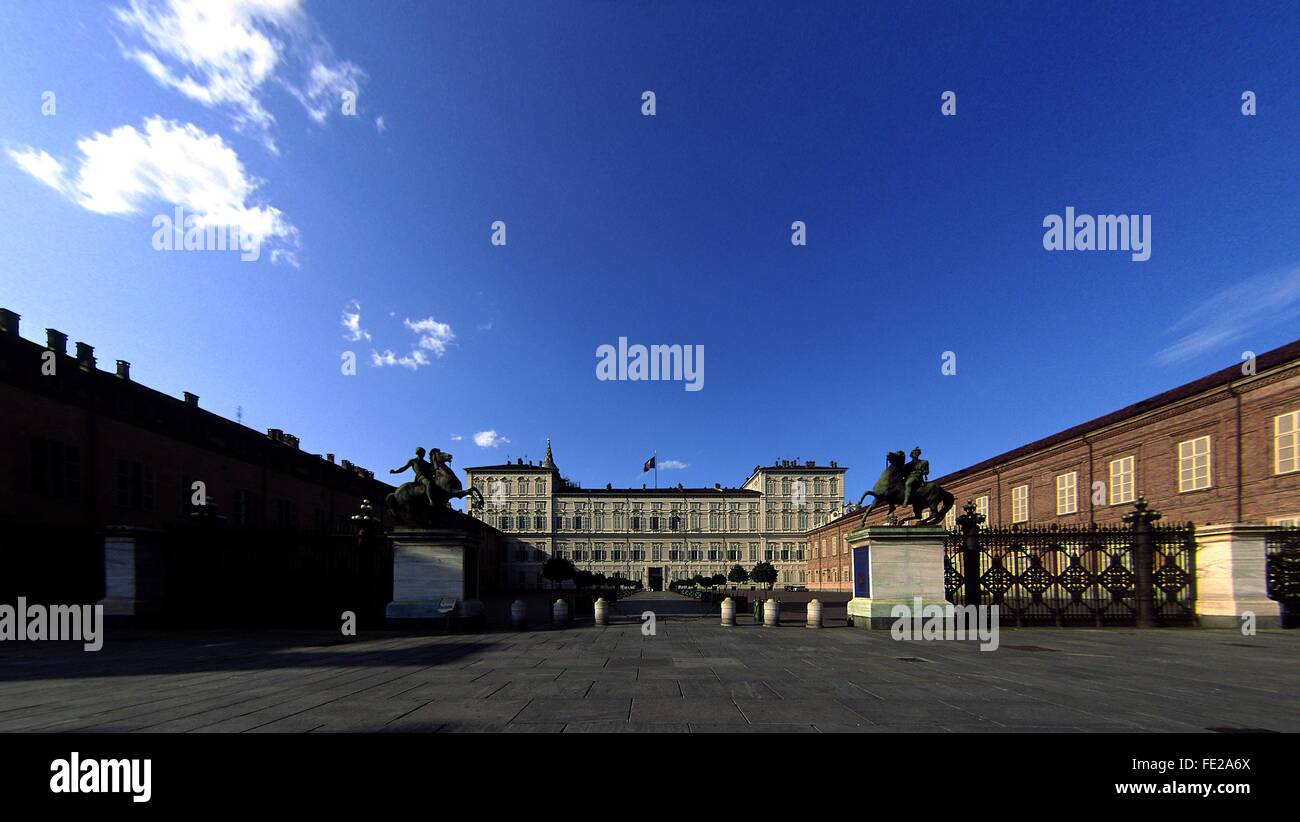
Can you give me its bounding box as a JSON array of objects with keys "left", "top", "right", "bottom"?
[{"left": 654, "top": 449, "right": 658, "bottom": 489}]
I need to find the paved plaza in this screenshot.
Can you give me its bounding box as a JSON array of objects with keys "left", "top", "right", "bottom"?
[{"left": 0, "top": 593, "right": 1295, "bottom": 733}]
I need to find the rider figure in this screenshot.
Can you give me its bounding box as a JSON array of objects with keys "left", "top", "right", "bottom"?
[
  {"left": 901, "top": 447, "right": 929, "bottom": 506},
  {"left": 390, "top": 447, "right": 437, "bottom": 508}
]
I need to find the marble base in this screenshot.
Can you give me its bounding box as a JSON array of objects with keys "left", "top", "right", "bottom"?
[
  {"left": 98, "top": 528, "right": 164, "bottom": 619},
  {"left": 385, "top": 528, "right": 477, "bottom": 621},
  {"left": 845, "top": 525, "right": 948, "bottom": 629}
]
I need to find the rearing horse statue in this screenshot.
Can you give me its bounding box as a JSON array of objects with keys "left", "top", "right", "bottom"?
[
  {"left": 386, "top": 446, "right": 483, "bottom": 526},
  {"left": 856, "top": 449, "right": 955, "bottom": 527}
]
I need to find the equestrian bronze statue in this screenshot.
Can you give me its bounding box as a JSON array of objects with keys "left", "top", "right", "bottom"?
[
  {"left": 387, "top": 446, "right": 483, "bottom": 526},
  {"left": 856, "top": 447, "right": 955, "bottom": 526}
]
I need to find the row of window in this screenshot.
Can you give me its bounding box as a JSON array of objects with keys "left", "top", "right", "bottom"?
[
  {"left": 943, "top": 413, "right": 1300, "bottom": 525},
  {"left": 487, "top": 510, "right": 830, "bottom": 533},
  {"left": 508, "top": 541, "right": 806, "bottom": 564}
]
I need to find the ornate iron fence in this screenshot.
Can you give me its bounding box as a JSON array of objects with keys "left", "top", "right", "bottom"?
[
  {"left": 1266, "top": 527, "right": 1300, "bottom": 628},
  {"left": 944, "top": 500, "right": 1196, "bottom": 627}
]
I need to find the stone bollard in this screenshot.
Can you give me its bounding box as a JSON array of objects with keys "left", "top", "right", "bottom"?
[
  {"left": 551, "top": 598, "right": 569, "bottom": 626},
  {"left": 762, "top": 598, "right": 780, "bottom": 627},
  {"left": 720, "top": 597, "right": 736, "bottom": 627},
  {"left": 806, "top": 598, "right": 823, "bottom": 629},
  {"left": 594, "top": 597, "right": 608, "bottom": 626},
  {"left": 509, "top": 599, "right": 527, "bottom": 630}
]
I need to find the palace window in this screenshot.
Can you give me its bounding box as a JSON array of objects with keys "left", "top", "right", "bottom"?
[
  {"left": 749, "top": 543, "right": 759, "bottom": 561},
  {"left": 573, "top": 515, "right": 583, "bottom": 530},
  {"left": 1178, "top": 436, "right": 1212, "bottom": 492},
  {"left": 630, "top": 516, "right": 641, "bottom": 531},
  {"left": 1275, "top": 411, "right": 1299, "bottom": 475},
  {"left": 974, "top": 495, "right": 989, "bottom": 520},
  {"left": 1056, "top": 472, "right": 1077, "bottom": 515},
  {"left": 1011, "top": 484, "right": 1029, "bottom": 524},
  {"left": 1109, "top": 456, "right": 1135, "bottom": 505},
  {"left": 114, "top": 458, "right": 155, "bottom": 511},
  {"left": 30, "top": 437, "right": 80, "bottom": 500},
  {"left": 650, "top": 516, "right": 660, "bottom": 531}
]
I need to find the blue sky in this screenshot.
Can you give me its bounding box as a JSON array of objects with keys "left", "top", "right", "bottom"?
[{"left": 2, "top": 0, "right": 1300, "bottom": 501}]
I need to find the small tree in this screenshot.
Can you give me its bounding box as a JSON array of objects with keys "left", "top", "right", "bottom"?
[
  {"left": 573, "top": 569, "right": 594, "bottom": 590},
  {"left": 542, "top": 556, "right": 576, "bottom": 590},
  {"left": 750, "top": 561, "right": 777, "bottom": 590},
  {"left": 711, "top": 573, "right": 727, "bottom": 589},
  {"left": 691, "top": 573, "right": 707, "bottom": 589},
  {"left": 727, "top": 564, "right": 749, "bottom": 587}
]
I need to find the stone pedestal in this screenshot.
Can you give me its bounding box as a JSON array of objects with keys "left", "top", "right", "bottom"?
[
  {"left": 1193, "top": 524, "right": 1283, "bottom": 629},
  {"left": 845, "top": 525, "right": 948, "bottom": 629},
  {"left": 98, "top": 527, "right": 164, "bottom": 619},
  {"left": 386, "top": 528, "right": 479, "bottom": 621}
]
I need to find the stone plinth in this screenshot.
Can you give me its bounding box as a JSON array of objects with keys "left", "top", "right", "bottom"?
[
  {"left": 845, "top": 525, "right": 948, "bottom": 629},
  {"left": 1194, "top": 524, "right": 1283, "bottom": 629},
  {"left": 386, "top": 527, "right": 479, "bottom": 621},
  {"left": 98, "top": 527, "right": 164, "bottom": 619}
]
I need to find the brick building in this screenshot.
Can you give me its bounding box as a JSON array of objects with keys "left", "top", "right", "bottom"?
[
  {"left": 0, "top": 307, "right": 393, "bottom": 532},
  {"left": 807, "top": 339, "right": 1300, "bottom": 590}
]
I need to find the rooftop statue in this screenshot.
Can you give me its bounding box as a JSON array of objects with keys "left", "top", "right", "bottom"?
[
  {"left": 386, "top": 446, "right": 484, "bottom": 527},
  {"left": 856, "top": 447, "right": 954, "bottom": 527}
]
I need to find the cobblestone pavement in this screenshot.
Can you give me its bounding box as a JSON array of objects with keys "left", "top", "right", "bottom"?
[{"left": 1, "top": 599, "right": 1295, "bottom": 733}]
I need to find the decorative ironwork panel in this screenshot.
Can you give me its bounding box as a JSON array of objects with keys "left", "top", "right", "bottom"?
[
  {"left": 1266, "top": 528, "right": 1300, "bottom": 628},
  {"left": 945, "top": 522, "right": 1196, "bottom": 626}
]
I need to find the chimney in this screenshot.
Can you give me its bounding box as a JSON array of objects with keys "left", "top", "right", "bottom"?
[
  {"left": 326, "top": 453, "right": 335, "bottom": 464},
  {"left": 75, "top": 342, "right": 96, "bottom": 371},
  {"left": 0, "top": 309, "right": 18, "bottom": 336},
  {"left": 46, "top": 329, "right": 67, "bottom": 355},
  {"left": 183, "top": 391, "right": 199, "bottom": 406},
  {"left": 115, "top": 360, "right": 131, "bottom": 380}
]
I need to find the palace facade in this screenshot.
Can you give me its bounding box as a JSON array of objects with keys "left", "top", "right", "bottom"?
[
  {"left": 0, "top": 307, "right": 392, "bottom": 533},
  {"left": 465, "top": 441, "right": 847, "bottom": 590},
  {"left": 806, "top": 337, "right": 1300, "bottom": 590}
]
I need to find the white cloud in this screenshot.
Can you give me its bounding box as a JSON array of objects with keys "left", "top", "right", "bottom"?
[
  {"left": 1154, "top": 264, "right": 1300, "bottom": 365},
  {"left": 341, "top": 299, "right": 369, "bottom": 341},
  {"left": 371, "top": 349, "right": 429, "bottom": 370},
  {"left": 113, "top": 0, "right": 364, "bottom": 153},
  {"left": 450, "top": 434, "right": 463, "bottom": 441},
  {"left": 8, "top": 149, "right": 66, "bottom": 191},
  {"left": 365, "top": 312, "right": 456, "bottom": 371},
  {"left": 659, "top": 459, "right": 689, "bottom": 470},
  {"left": 374, "top": 115, "right": 386, "bottom": 134},
  {"left": 404, "top": 316, "right": 456, "bottom": 356},
  {"left": 7, "top": 117, "right": 299, "bottom": 263},
  {"left": 473, "top": 430, "right": 510, "bottom": 448}
]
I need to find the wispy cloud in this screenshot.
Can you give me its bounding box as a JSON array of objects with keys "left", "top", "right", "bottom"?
[
  {"left": 7, "top": 117, "right": 299, "bottom": 263},
  {"left": 1154, "top": 264, "right": 1300, "bottom": 365},
  {"left": 473, "top": 430, "right": 510, "bottom": 448},
  {"left": 371, "top": 349, "right": 428, "bottom": 370},
  {"left": 374, "top": 115, "right": 386, "bottom": 134},
  {"left": 341, "top": 300, "right": 370, "bottom": 341},
  {"left": 404, "top": 317, "right": 456, "bottom": 357},
  {"left": 659, "top": 459, "right": 689, "bottom": 470},
  {"left": 113, "top": 0, "right": 364, "bottom": 153},
  {"left": 449, "top": 434, "right": 463, "bottom": 441},
  {"left": 368, "top": 314, "right": 456, "bottom": 369}
]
